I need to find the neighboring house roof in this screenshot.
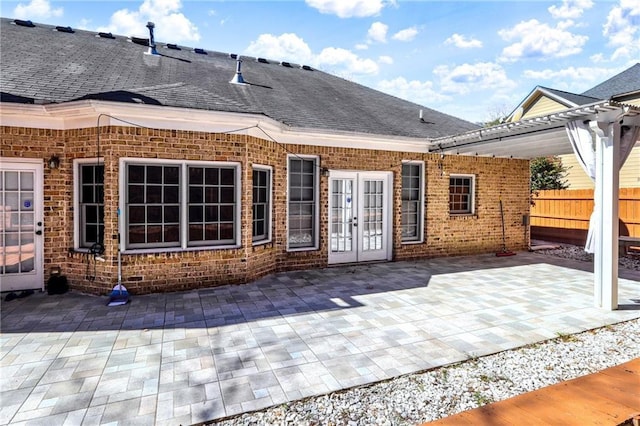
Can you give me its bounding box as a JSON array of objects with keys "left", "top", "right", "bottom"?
[
  {"left": 0, "top": 18, "right": 479, "bottom": 139},
  {"left": 506, "top": 86, "right": 599, "bottom": 122},
  {"left": 540, "top": 87, "right": 599, "bottom": 107},
  {"left": 505, "top": 64, "right": 640, "bottom": 122},
  {"left": 582, "top": 63, "right": 640, "bottom": 99}
]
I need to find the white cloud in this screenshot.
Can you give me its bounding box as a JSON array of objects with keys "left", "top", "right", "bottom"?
[
  {"left": 317, "top": 47, "right": 379, "bottom": 75},
  {"left": 355, "top": 43, "right": 369, "bottom": 50},
  {"left": 378, "top": 55, "right": 393, "bottom": 65},
  {"left": 77, "top": 18, "right": 91, "bottom": 30},
  {"left": 367, "top": 21, "right": 388, "bottom": 43},
  {"left": 96, "top": 0, "right": 199, "bottom": 42},
  {"left": 245, "top": 33, "right": 379, "bottom": 76},
  {"left": 603, "top": 0, "right": 640, "bottom": 60},
  {"left": 246, "top": 33, "right": 314, "bottom": 64},
  {"left": 523, "top": 66, "right": 623, "bottom": 92},
  {"left": 392, "top": 26, "right": 418, "bottom": 42},
  {"left": 498, "top": 19, "right": 588, "bottom": 62},
  {"left": 434, "top": 62, "right": 516, "bottom": 95},
  {"left": 305, "top": 0, "right": 393, "bottom": 18},
  {"left": 376, "top": 77, "right": 450, "bottom": 106},
  {"left": 548, "top": 0, "right": 594, "bottom": 19},
  {"left": 444, "top": 33, "right": 482, "bottom": 49},
  {"left": 12, "top": 0, "right": 63, "bottom": 19}
]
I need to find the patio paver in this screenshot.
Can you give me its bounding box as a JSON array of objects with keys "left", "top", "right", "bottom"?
[{"left": 1, "top": 252, "right": 639, "bottom": 425}]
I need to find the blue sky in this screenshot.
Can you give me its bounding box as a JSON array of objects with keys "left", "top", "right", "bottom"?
[{"left": 5, "top": 0, "right": 640, "bottom": 123}]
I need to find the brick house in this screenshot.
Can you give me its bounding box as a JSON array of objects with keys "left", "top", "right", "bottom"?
[{"left": 0, "top": 18, "right": 530, "bottom": 295}]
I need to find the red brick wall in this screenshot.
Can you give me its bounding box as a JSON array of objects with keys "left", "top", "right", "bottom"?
[{"left": 2, "top": 125, "right": 530, "bottom": 294}]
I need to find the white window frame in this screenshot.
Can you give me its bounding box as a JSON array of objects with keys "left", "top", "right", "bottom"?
[
  {"left": 286, "top": 154, "right": 320, "bottom": 251},
  {"left": 119, "top": 158, "right": 241, "bottom": 253},
  {"left": 401, "top": 160, "right": 425, "bottom": 243},
  {"left": 449, "top": 174, "right": 476, "bottom": 215},
  {"left": 73, "top": 158, "right": 104, "bottom": 251},
  {"left": 252, "top": 164, "right": 272, "bottom": 245}
]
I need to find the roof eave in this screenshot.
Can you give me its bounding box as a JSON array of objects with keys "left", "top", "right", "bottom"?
[{"left": 427, "top": 100, "right": 640, "bottom": 154}]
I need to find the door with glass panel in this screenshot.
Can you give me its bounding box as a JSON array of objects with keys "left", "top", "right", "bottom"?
[
  {"left": 0, "top": 159, "right": 44, "bottom": 291},
  {"left": 328, "top": 171, "right": 392, "bottom": 264}
]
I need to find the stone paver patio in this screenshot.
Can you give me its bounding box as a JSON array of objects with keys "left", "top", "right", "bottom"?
[{"left": 1, "top": 252, "right": 639, "bottom": 425}]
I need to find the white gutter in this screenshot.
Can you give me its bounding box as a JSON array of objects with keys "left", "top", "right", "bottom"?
[{"left": 0, "top": 99, "right": 432, "bottom": 153}]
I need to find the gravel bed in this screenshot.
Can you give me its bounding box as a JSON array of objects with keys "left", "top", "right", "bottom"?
[
  {"left": 534, "top": 243, "right": 640, "bottom": 270},
  {"left": 212, "top": 318, "right": 640, "bottom": 425}
]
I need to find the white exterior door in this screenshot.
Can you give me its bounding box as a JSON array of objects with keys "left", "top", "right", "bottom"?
[
  {"left": 328, "top": 171, "right": 392, "bottom": 264},
  {"left": 0, "top": 159, "right": 44, "bottom": 292}
]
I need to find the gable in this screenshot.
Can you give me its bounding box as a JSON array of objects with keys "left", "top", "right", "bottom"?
[{"left": 521, "top": 95, "right": 570, "bottom": 120}]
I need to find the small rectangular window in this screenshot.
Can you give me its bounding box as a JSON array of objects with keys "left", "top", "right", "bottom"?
[
  {"left": 78, "top": 163, "right": 104, "bottom": 248},
  {"left": 401, "top": 162, "right": 424, "bottom": 242},
  {"left": 449, "top": 175, "right": 475, "bottom": 214},
  {"left": 252, "top": 167, "right": 271, "bottom": 243},
  {"left": 288, "top": 156, "right": 318, "bottom": 250}
]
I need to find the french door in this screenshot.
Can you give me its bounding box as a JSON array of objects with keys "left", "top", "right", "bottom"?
[
  {"left": 328, "top": 171, "right": 392, "bottom": 264},
  {"left": 0, "top": 159, "right": 44, "bottom": 292}
]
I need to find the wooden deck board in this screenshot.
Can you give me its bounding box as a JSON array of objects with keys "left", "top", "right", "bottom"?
[{"left": 426, "top": 358, "right": 640, "bottom": 425}]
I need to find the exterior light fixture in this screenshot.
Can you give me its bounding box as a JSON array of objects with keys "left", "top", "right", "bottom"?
[{"left": 48, "top": 155, "right": 60, "bottom": 169}]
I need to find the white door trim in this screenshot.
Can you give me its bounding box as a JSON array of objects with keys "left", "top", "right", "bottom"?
[
  {"left": 0, "top": 158, "right": 45, "bottom": 292},
  {"left": 328, "top": 170, "right": 393, "bottom": 265}
]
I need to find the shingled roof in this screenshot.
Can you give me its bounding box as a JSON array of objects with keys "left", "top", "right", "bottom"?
[
  {"left": 538, "top": 86, "right": 599, "bottom": 107},
  {"left": 581, "top": 63, "right": 640, "bottom": 99},
  {"left": 0, "top": 18, "right": 479, "bottom": 139}
]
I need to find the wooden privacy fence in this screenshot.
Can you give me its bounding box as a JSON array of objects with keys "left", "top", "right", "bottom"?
[{"left": 530, "top": 188, "right": 640, "bottom": 244}]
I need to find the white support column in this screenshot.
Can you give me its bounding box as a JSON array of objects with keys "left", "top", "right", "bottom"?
[
  {"left": 590, "top": 122, "right": 603, "bottom": 307},
  {"left": 590, "top": 121, "right": 619, "bottom": 310}
]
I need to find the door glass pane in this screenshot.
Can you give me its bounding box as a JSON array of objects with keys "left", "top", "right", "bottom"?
[
  {"left": 330, "top": 179, "right": 353, "bottom": 253},
  {"left": 20, "top": 173, "right": 34, "bottom": 191},
  {"left": 362, "top": 179, "right": 383, "bottom": 251},
  {"left": 5, "top": 172, "right": 18, "bottom": 190},
  {"left": 1, "top": 171, "right": 36, "bottom": 275}
]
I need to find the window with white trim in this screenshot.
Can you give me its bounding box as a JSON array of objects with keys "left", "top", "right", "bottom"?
[
  {"left": 252, "top": 166, "right": 271, "bottom": 243},
  {"left": 401, "top": 161, "right": 424, "bottom": 242},
  {"left": 75, "top": 161, "right": 104, "bottom": 248},
  {"left": 287, "top": 156, "right": 319, "bottom": 250},
  {"left": 122, "top": 160, "right": 240, "bottom": 250},
  {"left": 449, "top": 174, "right": 475, "bottom": 214}
]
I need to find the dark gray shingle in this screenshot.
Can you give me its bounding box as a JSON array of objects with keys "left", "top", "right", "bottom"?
[
  {"left": 581, "top": 63, "right": 640, "bottom": 99},
  {"left": 0, "top": 18, "right": 479, "bottom": 138}
]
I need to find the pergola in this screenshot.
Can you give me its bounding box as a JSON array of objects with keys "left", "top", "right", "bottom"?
[{"left": 428, "top": 100, "right": 640, "bottom": 311}]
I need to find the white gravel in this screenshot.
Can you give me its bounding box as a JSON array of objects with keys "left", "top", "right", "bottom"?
[
  {"left": 534, "top": 243, "right": 640, "bottom": 271},
  {"left": 210, "top": 246, "right": 640, "bottom": 425},
  {"left": 211, "top": 319, "right": 640, "bottom": 425}
]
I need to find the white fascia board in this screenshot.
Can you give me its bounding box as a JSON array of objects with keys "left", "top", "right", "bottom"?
[
  {"left": 0, "top": 100, "right": 431, "bottom": 153},
  {"left": 536, "top": 87, "right": 580, "bottom": 108}
]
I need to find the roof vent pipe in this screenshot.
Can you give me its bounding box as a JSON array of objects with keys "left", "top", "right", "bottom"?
[
  {"left": 146, "top": 21, "right": 158, "bottom": 55},
  {"left": 230, "top": 58, "right": 246, "bottom": 85}
]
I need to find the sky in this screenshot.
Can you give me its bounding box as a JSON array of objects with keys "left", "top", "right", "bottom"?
[{"left": 4, "top": 0, "right": 640, "bottom": 124}]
